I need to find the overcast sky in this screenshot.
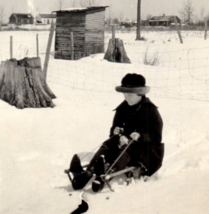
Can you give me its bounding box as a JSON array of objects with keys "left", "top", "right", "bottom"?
[{"left": 1, "top": 0, "right": 209, "bottom": 23}]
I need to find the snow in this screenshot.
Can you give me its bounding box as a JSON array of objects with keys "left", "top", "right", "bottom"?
[{"left": 0, "top": 29, "right": 209, "bottom": 214}]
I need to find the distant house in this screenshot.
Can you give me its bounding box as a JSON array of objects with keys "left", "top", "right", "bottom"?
[
  {"left": 149, "top": 15, "right": 181, "bottom": 26},
  {"left": 53, "top": 6, "right": 108, "bottom": 60},
  {"left": 120, "top": 20, "right": 149, "bottom": 27},
  {"left": 36, "top": 14, "right": 56, "bottom": 24},
  {"left": 120, "top": 21, "right": 134, "bottom": 28},
  {"left": 9, "top": 13, "right": 34, "bottom": 25}
]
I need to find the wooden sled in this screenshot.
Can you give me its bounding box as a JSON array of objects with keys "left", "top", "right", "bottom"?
[{"left": 64, "top": 163, "right": 146, "bottom": 192}]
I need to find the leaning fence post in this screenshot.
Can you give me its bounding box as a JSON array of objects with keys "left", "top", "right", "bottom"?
[
  {"left": 71, "top": 32, "right": 74, "bottom": 60},
  {"left": 112, "top": 25, "right": 115, "bottom": 45},
  {"left": 175, "top": 17, "right": 183, "bottom": 44},
  {"left": 43, "top": 22, "right": 55, "bottom": 80},
  {"left": 204, "top": 17, "right": 207, "bottom": 40},
  {"left": 10, "top": 36, "right": 13, "bottom": 58},
  {"left": 36, "top": 34, "right": 39, "bottom": 57}
]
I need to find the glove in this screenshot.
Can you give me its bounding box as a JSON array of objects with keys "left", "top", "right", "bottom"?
[
  {"left": 118, "top": 135, "right": 129, "bottom": 149},
  {"left": 130, "top": 132, "right": 140, "bottom": 141},
  {"left": 113, "top": 127, "right": 124, "bottom": 136}
]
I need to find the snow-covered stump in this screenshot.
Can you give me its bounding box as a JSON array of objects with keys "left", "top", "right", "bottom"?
[
  {"left": 104, "top": 38, "right": 131, "bottom": 63},
  {"left": 0, "top": 57, "right": 56, "bottom": 109}
]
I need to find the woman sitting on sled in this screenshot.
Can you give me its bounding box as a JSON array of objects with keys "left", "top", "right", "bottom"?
[{"left": 69, "top": 73, "right": 164, "bottom": 192}]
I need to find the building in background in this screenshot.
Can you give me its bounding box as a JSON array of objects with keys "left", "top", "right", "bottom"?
[
  {"left": 149, "top": 15, "right": 181, "bottom": 26},
  {"left": 36, "top": 14, "right": 56, "bottom": 24},
  {"left": 9, "top": 13, "right": 34, "bottom": 25}
]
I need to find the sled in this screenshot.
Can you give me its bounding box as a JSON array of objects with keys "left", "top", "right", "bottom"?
[
  {"left": 64, "top": 139, "right": 148, "bottom": 192},
  {"left": 64, "top": 163, "right": 146, "bottom": 192}
]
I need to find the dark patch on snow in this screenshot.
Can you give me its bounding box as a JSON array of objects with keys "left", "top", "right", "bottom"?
[{"left": 70, "top": 199, "right": 89, "bottom": 214}]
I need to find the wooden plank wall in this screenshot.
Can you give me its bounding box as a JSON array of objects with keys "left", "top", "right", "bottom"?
[
  {"left": 55, "top": 11, "right": 86, "bottom": 60},
  {"left": 85, "top": 9, "right": 105, "bottom": 56},
  {"left": 55, "top": 8, "right": 106, "bottom": 60}
]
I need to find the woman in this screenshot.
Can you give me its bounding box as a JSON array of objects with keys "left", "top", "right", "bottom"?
[{"left": 69, "top": 73, "right": 164, "bottom": 192}]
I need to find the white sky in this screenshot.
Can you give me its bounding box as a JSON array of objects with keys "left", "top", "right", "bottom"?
[{"left": 1, "top": 0, "right": 209, "bottom": 23}]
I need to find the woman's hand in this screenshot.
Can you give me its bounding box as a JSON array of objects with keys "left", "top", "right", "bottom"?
[
  {"left": 113, "top": 127, "right": 124, "bottom": 135},
  {"left": 118, "top": 135, "right": 129, "bottom": 149},
  {"left": 130, "top": 132, "right": 140, "bottom": 141}
]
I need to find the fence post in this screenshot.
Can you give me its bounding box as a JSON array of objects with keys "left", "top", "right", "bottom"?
[
  {"left": 204, "top": 17, "right": 207, "bottom": 40},
  {"left": 175, "top": 17, "right": 183, "bottom": 44},
  {"left": 71, "top": 32, "right": 74, "bottom": 60},
  {"left": 43, "top": 22, "right": 55, "bottom": 80},
  {"left": 10, "top": 36, "right": 13, "bottom": 59},
  {"left": 112, "top": 25, "right": 115, "bottom": 45},
  {"left": 36, "top": 34, "right": 39, "bottom": 57}
]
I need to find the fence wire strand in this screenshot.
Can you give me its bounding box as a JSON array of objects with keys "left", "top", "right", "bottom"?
[{"left": 0, "top": 30, "right": 209, "bottom": 103}]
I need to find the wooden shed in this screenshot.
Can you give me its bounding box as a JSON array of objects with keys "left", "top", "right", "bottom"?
[
  {"left": 9, "top": 13, "right": 34, "bottom": 25},
  {"left": 53, "top": 6, "right": 108, "bottom": 60}
]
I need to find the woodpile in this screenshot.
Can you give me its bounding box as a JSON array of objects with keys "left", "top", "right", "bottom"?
[
  {"left": 104, "top": 38, "right": 131, "bottom": 63},
  {"left": 0, "top": 57, "right": 56, "bottom": 109}
]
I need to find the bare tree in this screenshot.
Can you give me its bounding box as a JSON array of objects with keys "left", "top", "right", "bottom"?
[
  {"left": 71, "top": 0, "right": 76, "bottom": 7},
  {"left": 146, "top": 14, "right": 152, "bottom": 21},
  {"left": 0, "top": 4, "right": 5, "bottom": 25},
  {"left": 112, "top": 17, "right": 119, "bottom": 25},
  {"left": 80, "top": 0, "right": 97, "bottom": 7},
  {"left": 118, "top": 12, "right": 124, "bottom": 23},
  {"left": 57, "top": 0, "right": 66, "bottom": 10},
  {"left": 136, "top": 0, "right": 142, "bottom": 40},
  {"left": 195, "top": 8, "right": 206, "bottom": 26},
  {"left": 200, "top": 7, "right": 205, "bottom": 25},
  {"left": 200, "top": 7, "right": 205, "bottom": 20},
  {"left": 105, "top": 7, "right": 113, "bottom": 25},
  {"left": 180, "top": 0, "right": 194, "bottom": 25}
]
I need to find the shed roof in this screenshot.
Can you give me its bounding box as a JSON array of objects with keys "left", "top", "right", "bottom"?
[
  {"left": 38, "top": 14, "right": 56, "bottom": 18},
  {"left": 149, "top": 15, "right": 180, "bottom": 22},
  {"left": 11, "top": 13, "right": 34, "bottom": 19},
  {"left": 53, "top": 6, "right": 109, "bottom": 13}
]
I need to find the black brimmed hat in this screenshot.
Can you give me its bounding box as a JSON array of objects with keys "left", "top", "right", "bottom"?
[{"left": 115, "top": 73, "right": 150, "bottom": 94}]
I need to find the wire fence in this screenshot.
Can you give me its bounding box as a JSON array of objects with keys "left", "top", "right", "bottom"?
[
  {"left": 0, "top": 29, "right": 209, "bottom": 102},
  {"left": 0, "top": 31, "right": 49, "bottom": 60}
]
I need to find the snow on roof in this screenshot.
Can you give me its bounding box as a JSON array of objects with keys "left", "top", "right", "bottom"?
[
  {"left": 38, "top": 14, "right": 56, "bottom": 19},
  {"left": 149, "top": 15, "right": 181, "bottom": 22},
  {"left": 52, "top": 6, "right": 109, "bottom": 13},
  {"left": 11, "top": 13, "right": 34, "bottom": 19}
]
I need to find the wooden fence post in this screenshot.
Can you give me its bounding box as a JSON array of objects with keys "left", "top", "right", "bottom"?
[
  {"left": 36, "top": 34, "right": 39, "bottom": 57},
  {"left": 204, "top": 17, "right": 207, "bottom": 40},
  {"left": 10, "top": 36, "right": 13, "bottom": 58},
  {"left": 43, "top": 22, "right": 55, "bottom": 80},
  {"left": 112, "top": 25, "right": 115, "bottom": 45},
  {"left": 175, "top": 17, "right": 183, "bottom": 44},
  {"left": 71, "top": 32, "right": 74, "bottom": 60}
]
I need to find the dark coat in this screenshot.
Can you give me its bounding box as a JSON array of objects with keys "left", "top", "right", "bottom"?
[{"left": 109, "top": 97, "right": 164, "bottom": 176}]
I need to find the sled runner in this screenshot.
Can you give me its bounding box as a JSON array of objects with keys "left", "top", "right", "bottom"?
[
  {"left": 64, "top": 164, "right": 142, "bottom": 192},
  {"left": 64, "top": 139, "right": 148, "bottom": 192}
]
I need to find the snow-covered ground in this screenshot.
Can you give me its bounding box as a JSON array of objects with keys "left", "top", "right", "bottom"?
[{"left": 0, "top": 30, "right": 209, "bottom": 214}]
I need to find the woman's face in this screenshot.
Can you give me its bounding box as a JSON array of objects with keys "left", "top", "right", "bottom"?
[{"left": 123, "top": 93, "right": 142, "bottom": 106}]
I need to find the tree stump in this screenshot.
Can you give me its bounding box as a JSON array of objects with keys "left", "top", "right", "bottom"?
[
  {"left": 0, "top": 57, "right": 56, "bottom": 109},
  {"left": 104, "top": 38, "right": 131, "bottom": 63}
]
